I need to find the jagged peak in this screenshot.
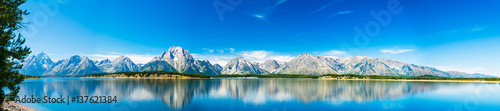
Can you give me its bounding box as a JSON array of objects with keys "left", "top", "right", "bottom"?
[
  {"left": 27, "top": 52, "right": 52, "bottom": 61},
  {"left": 96, "top": 59, "right": 112, "bottom": 65},
  {"left": 227, "top": 57, "right": 253, "bottom": 66},
  {"left": 117, "top": 55, "right": 126, "bottom": 58},
  {"left": 197, "top": 59, "right": 210, "bottom": 62},
  {"left": 69, "top": 55, "right": 81, "bottom": 59},
  {"left": 296, "top": 53, "right": 314, "bottom": 58},
  {"left": 292, "top": 53, "right": 316, "bottom": 61},
  {"left": 115, "top": 55, "right": 130, "bottom": 61},
  {"left": 232, "top": 57, "right": 247, "bottom": 61},
  {"left": 37, "top": 52, "right": 48, "bottom": 57},
  {"left": 156, "top": 46, "right": 193, "bottom": 61},
  {"left": 263, "top": 59, "right": 279, "bottom": 65},
  {"left": 101, "top": 59, "right": 111, "bottom": 62},
  {"left": 350, "top": 56, "right": 372, "bottom": 59},
  {"left": 168, "top": 46, "right": 188, "bottom": 53},
  {"left": 81, "top": 56, "right": 90, "bottom": 60},
  {"left": 265, "top": 59, "right": 277, "bottom": 62},
  {"left": 299, "top": 53, "right": 311, "bottom": 56}
]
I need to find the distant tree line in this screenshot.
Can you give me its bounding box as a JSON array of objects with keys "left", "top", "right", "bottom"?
[
  {"left": 213, "top": 74, "right": 321, "bottom": 78},
  {"left": 85, "top": 71, "right": 211, "bottom": 78},
  {"left": 82, "top": 71, "right": 500, "bottom": 81},
  {"left": 22, "top": 74, "right": 41, "bottom": 79},
  {"left": 214, "top": 73, "right": 500, "bottom": 81},
  {"left": 322, "top": 74, "right": 500, "bottom": 81}
]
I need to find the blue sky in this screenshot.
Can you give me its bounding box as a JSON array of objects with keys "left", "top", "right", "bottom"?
[{"left": 20, "top": 0, "right": 500, "bottom": 76}]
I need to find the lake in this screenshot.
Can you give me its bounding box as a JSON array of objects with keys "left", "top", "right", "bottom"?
[{"left": 14, "top": 78, "right": 500, "bottom": 111}]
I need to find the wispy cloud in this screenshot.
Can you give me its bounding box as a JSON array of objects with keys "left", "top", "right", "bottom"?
[
  {"left": 202, "top": 48, "right": 215, "bottom": 53},
  {"left": 240, "top": 50, "right": 270, "bottom": 60},
  {"left": 247, "top": 0, "right": 291, "bottom": 22},
  {"left": 202, "top": 48, "right": 235, "bottom": 53},
  {"left": 444, "top": 26, "right": 487, "bottom": 34},
  {"left": 320, "top": 50, "right": 348, "bottom": 58},
  {"left": 311, "top": 0, "right": 347, "bottom": 15},
  {"left": 380, "top": 49, "right": 414, "bottom": 54},
  {"left": 327, "top": 10, "right": 353, "bottom": 19},
  {"left": 227, "top": 48, "right": 235, "bottom": 53},
  {"left": 86, "top": 52, "right": 156, "bottom": 64},
  {"left": 216, "top": 49, "right": 224, "bottom": 53},
  {"left": 254, "top": 14, "right": 265, "bottom": 19},
  {"left": 471, "top": 27, "right": 483, "bottom": 31},
  {"left": 238, "top": 50, "right": 294, "bottom": 63},
  {"left": 276, "top": 0, "right": 287, "bottom": 5}
]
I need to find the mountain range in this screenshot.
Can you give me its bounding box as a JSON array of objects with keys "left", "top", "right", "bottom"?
[{"left": 19, "top": 46, "right": 495, "bottom": 77}]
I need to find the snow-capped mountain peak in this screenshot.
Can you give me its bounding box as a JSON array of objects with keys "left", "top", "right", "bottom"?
[{"left": 20, "top": 48, "right": 494, "bottom": 78}]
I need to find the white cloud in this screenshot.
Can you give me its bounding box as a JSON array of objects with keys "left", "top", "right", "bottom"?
[
  {"left": 268, "top": 55, "right": 294, "bottom": 62},
  {"left": 380, "top": 49, "right": 414, "bottom": 54},
  {"left": 202, "top": 48, "right": 214, "bottom": 53},
  {"left": 328, "top": 10, "right": 353, "bottom": 19},
  {"left": 86, "top": 52, "right": 156, "bottom": 64},
  {"left": 254, "top": 15, "right": 264, "bottom": 19},
  {"left": 472, "top": 28, "right": 482, "bottom": 31},
  {"left": 227, "top": 48, "right": 235, "bottom": 53},
  {"left": 202, "top": 48, "right": 234, "bottom": 53},
  {"left": 217, "top": 49, "right": 224, "bottom": 53},
  {"left": 239, "top": 50, "right": 294, "bottom": 63},
  {"left": 320, "top": 50, "right": 348, "bottom": 58},
  {"left": 325, "top": 50, "right": 346, "bottom": 55},
  {"left": 240, "top": 50, "right": 270, "bottom": 60}
]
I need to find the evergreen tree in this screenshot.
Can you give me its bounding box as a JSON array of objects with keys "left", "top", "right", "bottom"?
[{"left": 0, "top": 0, "right": 31, "bottom": 108}]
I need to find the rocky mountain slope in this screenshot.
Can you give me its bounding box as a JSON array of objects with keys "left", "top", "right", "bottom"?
[
  {"left": 44, "top": 55, "right": 100, "bottom": 76},
  {"left": 256, "top": 60, "right": 283, "bottom": 73},
  {"left": 213, "top": 64, "right": 223, "bottom": 72},
  {"left": 143, "top": 46, "right": 220, "bottom": 75},
  {"left": 19, "top": 52, "right": 54, "bottom": 76},
  {"left": 98, "top": 56, "right": 140, "bottom": 73},
  {"left": 221, "top": 57, "right": 268, "bottom": 74},
  {"left": 276, "top": 53, "right": 338, "bottom": 75},
  {"left": 141, "top": 60, "right": 178, "bottom": 72}
]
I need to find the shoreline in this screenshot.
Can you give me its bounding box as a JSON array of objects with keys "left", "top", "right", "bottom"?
[
  {"left": 76, "top": 76, "right": 500, "bottom": 83},
  {"left": 2, "top": 101, "right": 36, "bottom": 111},
  {"left": 81, "top": 73, "right": 208, "bottom": 79},
  {"left": 317, "top": 78, "right": 500, "bottom": 83}
]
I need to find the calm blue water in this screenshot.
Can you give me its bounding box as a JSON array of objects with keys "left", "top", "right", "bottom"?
[{"left": 12, "top": 78, "right": 500, "bottom": 111}]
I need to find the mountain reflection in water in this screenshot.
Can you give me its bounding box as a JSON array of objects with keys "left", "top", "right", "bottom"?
[{"left": 17, "top": 78, "right": 496, "bottom": 110}]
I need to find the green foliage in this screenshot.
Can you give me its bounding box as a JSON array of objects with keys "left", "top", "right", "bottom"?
[
  {"left": 322, "top": 74, "right": 500, "bottom": 81},
  {"left": 22, "top": 74, "right": 40, "bottom": 79},
  {"left": 213, "top": 74, "right": 500, "bottom": 81},
  {"left": 84, "top": 71, "right": 211, "bottom": 78},
  {"left": 1, "top": 0, "right": 31, "bottom": 108}
]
